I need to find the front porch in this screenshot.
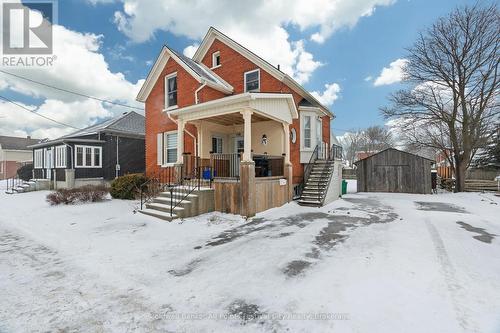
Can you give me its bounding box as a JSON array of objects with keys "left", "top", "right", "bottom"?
[{"left": 170, "top": 93, "right": 298, "bottom": 217}]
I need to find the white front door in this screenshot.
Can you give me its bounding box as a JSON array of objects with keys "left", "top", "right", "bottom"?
[{"left": 45, "top": 148, "right": 53, "bottom": 180}]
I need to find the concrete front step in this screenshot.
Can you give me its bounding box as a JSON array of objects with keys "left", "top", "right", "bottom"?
[
  {"left": 153, "top": 196, "right": 192, "bottom": 206},
  {"left": 146, "top": 202, "right": 185, "bottom": 215},
  {"left": 139, "top": 208, "right": 177, "bottom": 221},
  {"left": 297, "top": 199, "right": 322, "bottom": 206}
]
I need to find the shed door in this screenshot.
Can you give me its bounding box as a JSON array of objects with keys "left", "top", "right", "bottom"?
[{"left": 375, "top": 165, "right": 410, "bottom": 192}]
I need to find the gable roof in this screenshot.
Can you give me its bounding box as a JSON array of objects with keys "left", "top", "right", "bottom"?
[
  {"left": 136, "top": 45, "right": 233, "bottom": 102},
  {"left": 354, "top": 148, "right": 435, "bottom": 164},
  {"left": 0, "top": 135, "right": 40, "bottom": 151},
  {"left": 192, "top": 27, "right": 333, "bottom": 118},
  {"left": 62, "top": 111, "right": 145, "bottom": 139}
]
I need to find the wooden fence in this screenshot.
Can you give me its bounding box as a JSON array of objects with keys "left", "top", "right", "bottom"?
[{"left": 464, "top": 179, "right": 499, "bottom": 192}]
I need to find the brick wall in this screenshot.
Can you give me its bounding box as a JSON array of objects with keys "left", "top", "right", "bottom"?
[{"left": 145, "top": 39, "right": 331, "bottom": 183}]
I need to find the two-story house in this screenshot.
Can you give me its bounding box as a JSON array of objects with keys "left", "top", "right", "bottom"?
[{"left": 137, "top": 27, "right": 342, "bottom": 219}]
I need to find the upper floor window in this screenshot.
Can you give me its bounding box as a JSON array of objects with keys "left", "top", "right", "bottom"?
[
  {"left": 244, "top": 69, "right": 260, "bottom": 92},
  {"left": 212, "top": 51, "right": 221, "bottom": 68},
  {"left": 165, "top": 73, "right": 177, "bottom": 109}
]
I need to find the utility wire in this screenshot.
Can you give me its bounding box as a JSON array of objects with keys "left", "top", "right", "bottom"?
[
  {"left": 0, "top": 95, "right": 81, "bottom": 130},
  {"left": 0, "top": 69, "right": 143, "bottom": 111}
]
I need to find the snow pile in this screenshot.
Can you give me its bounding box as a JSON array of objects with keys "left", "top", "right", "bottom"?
[{"left": 0, "top": 189, "right": 499, "bottom": 332}]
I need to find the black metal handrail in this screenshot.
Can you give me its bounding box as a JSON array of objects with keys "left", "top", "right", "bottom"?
[
  {"left": 139, "top": 166, "right": 178, "bottom": 210},
  {"left": 5, "top": 175, "right": 23, "bottom": 193},
  {"left": 296, "top": 144, "right": 319, "bottom": 198}
]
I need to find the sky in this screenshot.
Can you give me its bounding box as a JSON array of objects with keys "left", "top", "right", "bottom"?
[{"left": 0, "top": 0, "right": 489, "bottom": 139}]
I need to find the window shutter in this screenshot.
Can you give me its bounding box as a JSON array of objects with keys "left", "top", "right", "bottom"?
[{"left": 157, "top": 133, "right": 163, "bottom": 165}]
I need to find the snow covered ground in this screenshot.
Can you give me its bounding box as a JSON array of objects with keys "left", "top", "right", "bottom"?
[{"left": 1, "top": 185, "right": 499, "bottom": 332}]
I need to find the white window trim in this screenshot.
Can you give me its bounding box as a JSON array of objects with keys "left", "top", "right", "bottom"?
[
  {"left": 161, "top": 130, "right": 178, "bottom": 166},
  {"left": 244, "top": 68, "right": 260, "bottom": 92},
  {"left": 55, "top": 145, "right": 67, "bottom": 168},
  {"left": 34, "top": 149, "right": 43, "bottom": 169},
  {"left": 164, "top": 72, "right": 178, "bottom": 110},
  {"left": 75, "top": 145, "right": 102, "bottom": 168},
  {"left": 301, "top": 114, "right": 312, "bottom": 150},
  {"left": 211, "top": 51, "right": 221, "bottom": 69},
  {"left": 211, "top": 135, "right": 224, "bottom": 154}
]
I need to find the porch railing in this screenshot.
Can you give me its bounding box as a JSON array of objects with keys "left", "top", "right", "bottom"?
[
  {"left": 210, "top": 153, "right": 241, "bottom": 179},
  {"left": 253, "top": 154, "right": 284, "bottom": 177}
]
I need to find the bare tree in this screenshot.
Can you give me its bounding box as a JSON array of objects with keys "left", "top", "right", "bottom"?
[
  {"left": 338, "top": 130, "right": 365, "bottom": 166},
  {"left": 363, "top": 125, "right": 394, "bottom": 153},
  {"left": 339, "top": 125, "right": 393, "bottom": 166},
  {"left": 381, "top": 4, "right": 500, "bottom": 192}
]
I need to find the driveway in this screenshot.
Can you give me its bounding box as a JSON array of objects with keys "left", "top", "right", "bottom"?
[{"left": 0, "top": 189, "right": 499, "bottom": 332}]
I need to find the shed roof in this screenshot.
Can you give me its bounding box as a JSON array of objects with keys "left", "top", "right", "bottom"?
[{"left": 354, "top": 148, "right": 435, "bottom": 164}]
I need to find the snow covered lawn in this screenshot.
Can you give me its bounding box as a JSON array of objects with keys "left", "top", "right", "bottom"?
[{"left": 1, "top": 187, "right": 499, "bottom": 332}]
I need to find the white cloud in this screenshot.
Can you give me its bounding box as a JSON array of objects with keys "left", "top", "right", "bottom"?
[
  {"left": 108, "top": 0, "right": 396, "bottom": 84},
  {"left": 0, "top": 99, "right": 111, "bottom": 139},
  {"left": 373, "top": 58, "right": 408, "bottom": 86},
  {"left": 183, "top": 43, "right": 199, "bottom": 58},
  {"left": 0, "top": 4, "right": 143, "bottom": 138},
  {"left": 364, "top": 76, "right": 373, "bottom": 82},
  {"left": 311, "top": 83, "right": 341, "bottom": 106}
]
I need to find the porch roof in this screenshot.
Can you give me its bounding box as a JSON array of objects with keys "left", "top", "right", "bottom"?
[{"left": 167, "top": 92, "right": 298, "bottom": 125}]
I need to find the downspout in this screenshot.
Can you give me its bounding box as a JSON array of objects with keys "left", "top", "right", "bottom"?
[
  {"left": 63, "top": 143, "right": 74, "bottom": 169},
  {"left": 115, "top": 135, "right": 119, "bottom": 178},
  {"left": 195, "top": 82, "right": 207, "bottom": 105}
]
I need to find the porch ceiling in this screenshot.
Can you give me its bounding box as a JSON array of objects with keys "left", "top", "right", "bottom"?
[{"left": 200, "top": 112, "right": 269, "bottom": 126}]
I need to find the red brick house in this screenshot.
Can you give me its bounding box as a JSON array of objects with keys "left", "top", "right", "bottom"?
[{"left": 137, "top": 27, "right": 342, "bottom": 219}]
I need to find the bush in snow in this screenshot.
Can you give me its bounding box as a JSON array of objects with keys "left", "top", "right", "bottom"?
[
  {"left": 46, "top": 185, "right": 109, "bottom": 205},
  {"left": 17, "top": 163, "right": 33, "bottom": 181},
  {"left": 110, "top": 173, "right": 148, "bottom": 200}
]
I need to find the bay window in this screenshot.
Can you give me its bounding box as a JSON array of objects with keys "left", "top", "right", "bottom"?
[{"left": 303, "top": 115, "right": 311, "bottom": 148}]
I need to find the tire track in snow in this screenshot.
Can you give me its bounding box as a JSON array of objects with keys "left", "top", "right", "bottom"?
[{"left": 424, "top": 218, "right": 476, "bottom": 332}]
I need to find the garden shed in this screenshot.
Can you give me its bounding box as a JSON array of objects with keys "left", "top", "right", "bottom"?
[{"left": 355, "top": 148, "right": 433, "bottom": 194}]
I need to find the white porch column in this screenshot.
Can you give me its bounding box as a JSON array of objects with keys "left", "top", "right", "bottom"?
[
  {"left": 282, "top": 122, "right": 290, "bottom": 164},
  {"left": 241, "top": 109, "right": 253, "bottom": 162},
  {"left": 177, "top": 118, "right": 185, "bottom": 164}
]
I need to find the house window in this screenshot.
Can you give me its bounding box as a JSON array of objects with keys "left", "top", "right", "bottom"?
[
  {"left": 212, "top": 51, "right": 221, "bottom": 68},
  {"left": 211, "top": 136, "right": 223, "bottom": 154},
  {"left": 85, "top": 147, "right": 92, "bottom": 166},
  {"left": 34, "top": 149, "right": 43, "bottom": 168},
  {"left": 165, "top": 73, "right": 177, "bottom": 109},
  {"left": 303, "top": 115, "right": 311, "bottom": 148},
  {"left": 244, "top": 69, "right": 260, "bottom": 92},
  {"left": 75, "top": 145, "right": 102, "bottom": 168},
  {"left": 76, "top": 146, "right": 83, "bottom": 166},
  {"left": 55, "top": 145, "right": 66, "bottom": 168},
  {"left": 164, "top": 131, "right": 178, "bottom": 164}
]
